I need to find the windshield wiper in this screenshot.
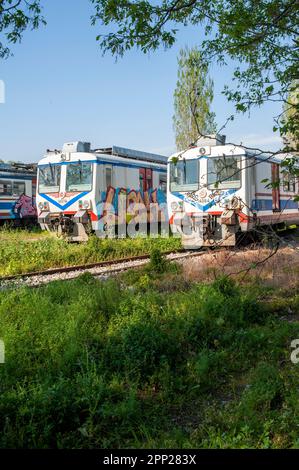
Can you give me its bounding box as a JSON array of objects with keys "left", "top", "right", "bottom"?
[
  {"left": 78, "top": 160, "right": 83, "bottom": 183},
  {"left": 49, "top": 162, "right": 55, "bottom": 184}
]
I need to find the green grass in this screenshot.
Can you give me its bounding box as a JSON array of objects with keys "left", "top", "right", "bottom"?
[
  {"left": 0, "top": 225, "right": 49, "bottom": 241},
  {"left": 0, "top": 229, "right": 181, "bottom": 276},
  {"left": 0, "top": 258, "right": 298, "bottom": 449}
]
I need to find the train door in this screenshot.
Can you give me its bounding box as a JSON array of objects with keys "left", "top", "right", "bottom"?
[
  {"left": 24, "top": 180, "right": 32, "bottom": 197},
  {"left": 145, "top": 169, "right": 153, "bottom": 191},
  {"left": 271, "top": 163, "right": 280, "bottom": 211},
  {"left": 139, "top": 168, "right": 146, "bottom": 192},
  {"left": 139, "top": 168, "right": 153, "bottom": 192}
]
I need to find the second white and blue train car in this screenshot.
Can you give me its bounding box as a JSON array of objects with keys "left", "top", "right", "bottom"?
[
  {"left": 168, "top": 135, "right": 299, "bottom": 248},
  {"left": 37, "top": 142, "right": 168, "bottom": 241},
  {"left": 0, "top": 162, "right": 37, "bottom": 225}
]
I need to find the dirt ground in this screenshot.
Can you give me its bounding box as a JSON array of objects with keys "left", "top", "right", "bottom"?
[{"left": 181, "top": 245, "right": 299, "bottom": 287}]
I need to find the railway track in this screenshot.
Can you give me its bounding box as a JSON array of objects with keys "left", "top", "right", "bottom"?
[
  {"left": 0, "top": 249, "right": 214, "bottom": 289},
  {"left": 2, "top": 229, "right": 297, "bottom": 289}
]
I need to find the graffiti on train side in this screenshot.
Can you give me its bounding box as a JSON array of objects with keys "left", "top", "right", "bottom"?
[
  {"left": 14, "top": 194, "right": 37, "bottom": 218},
  {"left": 184, "top": 188, "right": 226, "bottom": 205},
  {"left": 97, "top": 186, "right": 167, "bottom": 223}
]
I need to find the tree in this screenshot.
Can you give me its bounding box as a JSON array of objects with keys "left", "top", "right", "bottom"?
[
  {"left": 281, "top": 80, "right": 299, "bottom": 152},
  {"left": 0, "top": 0, "right": 45, "bottom": 59},
  {"left": 91, "top": 0, "right": 299, "bottom": 152},
  {"left": 1, "top": 1, "right": 297, "bottom": 153},
  {"left": 173, "top": 46, "right": 216, "bottom": 151}
]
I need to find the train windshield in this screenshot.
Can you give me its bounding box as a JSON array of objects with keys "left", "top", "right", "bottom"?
[
  {"left": 66, "top": 162, "right": 93, "bottom": 192},
  {"left": 170, "top": 159, "right": 199, "bottom": 192},
  {"left": 38, "top": 165, "right": 61, "bottom": 193},
  {"left": 207, "top": 156, "right": 241, "bottom": 189}
]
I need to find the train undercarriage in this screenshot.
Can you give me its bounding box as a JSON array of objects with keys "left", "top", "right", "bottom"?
[
  {"left": 172, "top": 211, "right": 241, "bottom": 249},
  {"left": 38, "top": 211, "right": 93, "bottom": 242}
]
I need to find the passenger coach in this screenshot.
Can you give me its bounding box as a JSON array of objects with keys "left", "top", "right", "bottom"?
[
  {"left": 168, "top": 134, "right": 299, "bottom": 248},
  {"left": 0, "top": 162, "right": 37, "bottom": 225},
  {"left": 37, "top": 142, "right": 168, "bottom": 241}
]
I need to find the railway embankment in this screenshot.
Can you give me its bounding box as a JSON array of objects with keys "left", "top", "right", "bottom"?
[{"left": 0, "top": 251, "right": 298, "bottom": 448}]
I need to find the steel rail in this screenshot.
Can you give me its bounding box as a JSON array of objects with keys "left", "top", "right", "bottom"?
[{"left": 0, "top": 249, "right": 199, "bottom": 282}]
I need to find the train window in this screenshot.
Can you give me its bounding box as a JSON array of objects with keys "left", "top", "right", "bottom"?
[
  {"left": 282, "top": 172, "right": 296, "bottom": 192},
  {"left": 66, "top": 162, "right": 93, "bottom": 192},
  {"left": 12, "top": 182, "right": 26, "bottom": 196},
  {"left": 207, "top": 156, "right": 241, "bottom": 189},
  {"left": 105, "top": 167, "right": 112, "bottom": 188},
  {"left": 38, "top": 165, "right": 61, "bottom": 193},
  {"left": 0, "top": 180, "right": 12, "bottom": 196},
  {"left": 170, "top": 159, "right": 199, "bottom": 192}
]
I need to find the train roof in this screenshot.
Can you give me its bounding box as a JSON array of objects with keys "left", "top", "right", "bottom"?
[
  {"left": 168, "top": 143, "right": 297, "bottom": 167},
  {"left": 40, "top": 143, "right": 167, "bottom": 168},
  {"left": 0, "top": 162, "right": 37, "bottom": 175},
  {"left": 93, "top": 146, "right": 168, "bottom": 165}
]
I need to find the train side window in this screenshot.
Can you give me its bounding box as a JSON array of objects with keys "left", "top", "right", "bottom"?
[
  {"left": 12, "top": 181, "right": 26, "bottom": 196},
  {"left": 0, "top": 180, "right": 12, "bottom": 196},
  {"left": 283, "top": 172, "right": 296, "bottom": 193},
  {"left": 105, "top": 167, "right": 112, "bottom": 188}
]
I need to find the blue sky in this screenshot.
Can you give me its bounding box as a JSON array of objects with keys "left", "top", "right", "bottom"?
[{"left": 0, "top": 0, "right": 283, "bottom": 163}]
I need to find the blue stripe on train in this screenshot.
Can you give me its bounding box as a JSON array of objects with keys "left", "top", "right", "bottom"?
[
  {"left": 251, "top": 199, "right": 299, "bottom": 211},
  {"left": 0, "top": 202, "right": 14, "bottom": 210},
  {"left": 40, "top": 191, "right": 90, "bottom": 210},
  {"left": 0, "top": 174, "right": 35, "bottom": 180},
  {"left": 0, "top": 200, "right": 19, "bottom": 219},
  {"left": 172, "top": 189, "right": 237, "bottom": 212},
  {"left": 38, "top": 159, "right": 167, "bottom": 173},
  {"left": 0, "top": 201, "right": 17, "bottom": 219}
]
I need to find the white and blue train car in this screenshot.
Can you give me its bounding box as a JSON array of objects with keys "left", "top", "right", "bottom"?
[
  {"left": 0, "top": 162, "right": 37, "bottom": 225},
  {"left": 37, "top": 142, "right": 168, "bottom": 241},
  {"left": 167, "top": 134, "right": 299, "bottom": 248}
]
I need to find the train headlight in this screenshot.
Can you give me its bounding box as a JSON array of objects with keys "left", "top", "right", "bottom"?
[
  {"left": 39, "top": 202, "right": 49, "bottom": 211},
  {"left": 79, "top": 200, "right": 90, "bottom": 210}
]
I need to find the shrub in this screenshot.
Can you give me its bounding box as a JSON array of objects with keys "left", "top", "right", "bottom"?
[
  {"left": 241, "top": 363, "right": 285, "bottom": 411},
  {"left": 0, "top": 270, "right": 298, "bottom": 448},
  {"left": 148, "top": 248, "right": 167, "bottom": 273}
]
